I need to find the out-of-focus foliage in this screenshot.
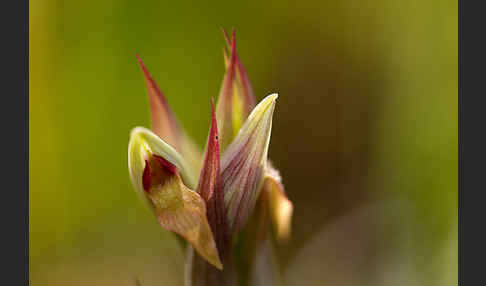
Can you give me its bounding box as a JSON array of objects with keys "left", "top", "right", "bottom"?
[{"left": 30, "top": 0, "right": 456, "bottom": 285}]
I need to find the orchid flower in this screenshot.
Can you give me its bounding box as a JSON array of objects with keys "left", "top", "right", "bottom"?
[{"left": 128, "top": 29, "right": 293, "bottom": 286}]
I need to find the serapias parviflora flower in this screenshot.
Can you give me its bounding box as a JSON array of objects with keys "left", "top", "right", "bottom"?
[{"left": 127, "top": 29, "right": 293, "bottom": 275}]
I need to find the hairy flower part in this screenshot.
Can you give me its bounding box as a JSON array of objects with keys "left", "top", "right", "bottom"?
[
  {"left": 216, "top": 29, "right": 256, "bottom": 151},
  {"left": 137, "top": 55, "right": 202, "bottom": 175},
  {"left": 221, "top": 94, "right": 278, "bottom": 233},
  {"left": 128, "top": 127, "right": 222, "bottom": 269}
]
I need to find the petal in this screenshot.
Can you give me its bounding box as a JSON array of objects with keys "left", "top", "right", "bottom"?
[
  {"left": 128, "top": 127, "right": 222, "bottom": 269},
  {"left": 196, "top": 101, "right": 230, "bottom": 255},
  {"left": 220, "top": 93, "right": 278, "bottom": 233},
  {"left": 262, "top": 163, "right": 293, "bottom": 242},
  {"left": 136, "top": 55, "right": 202, "bottom": 173},
  {"left": 216, "top": 29, "right": 257, "bottom": 151}
]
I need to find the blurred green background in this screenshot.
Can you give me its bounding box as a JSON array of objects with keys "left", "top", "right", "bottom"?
[{"left": 30, "top": 0, "right": 457, "bottom": 285}]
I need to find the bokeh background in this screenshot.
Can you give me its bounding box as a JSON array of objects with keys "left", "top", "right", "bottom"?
[{"left": 30, "top": 0, "right": 457, "bottom": 285}]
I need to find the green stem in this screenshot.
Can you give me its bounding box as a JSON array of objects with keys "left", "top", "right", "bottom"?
[{"left": 186, "top": 246, "right": 237, "bottom": 286}]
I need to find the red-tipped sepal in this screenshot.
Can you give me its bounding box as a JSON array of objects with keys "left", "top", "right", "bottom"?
[
  {"left": 196, "top": 101, "right": 230, "bottom": 256},
  {"left": 137, "top": 55, "right": 181, "bottom": 147},
  {"left": 216, "top": 29, "right": 257, "bottom": 151},
  {"left": 136, "top": 55, "right": 202, "bottom": 173},
  {"left": 222, "top": 28, "right": 256, "bottom": 114}
]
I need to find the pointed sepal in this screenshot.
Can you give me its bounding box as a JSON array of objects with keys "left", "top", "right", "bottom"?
[
  {"left": 136, "top": 55, "right": 181, "bottom": 148},
  {"left": 196, "top": 101, "right": 230, "bottom": 256},
  {"left": 216, "top": 29, "right": 257, "bottom": 151},
  {"left": 136, "top": 55, "right": 202, "bottom": 173},
  {"left": 222, "top": 28, "right": 256, "bottom": 114},
  {"left": 128, "top": 127, "right": 222, "bottom": 269},
  {"left": 220, "top": 93, "right": 278, "bottom": 233}
]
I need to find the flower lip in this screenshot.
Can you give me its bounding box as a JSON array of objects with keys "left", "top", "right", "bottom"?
[
  {"left": 153, "top": 154, "right": 178, "bottom": 175},
  {"left": 128, "top": 127, "right": 223, "bottom": 269},
  {"left": 142, "top": 154, "right": 179, "bottom": 193}
]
